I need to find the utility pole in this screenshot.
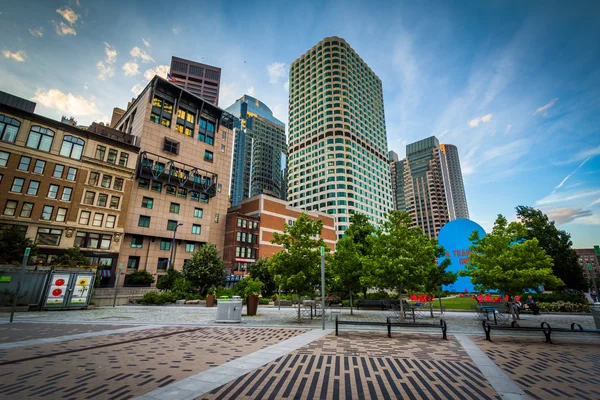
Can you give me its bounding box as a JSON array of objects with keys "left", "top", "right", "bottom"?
[
  {"left": 168, "top": 223, "right": 184, "bottom": 270},
  {"left": 10, "top": 247, "right": 30, "bottom": 323},
  {"left": 321, "top": 246, "right": 325, "bottom": 330}
]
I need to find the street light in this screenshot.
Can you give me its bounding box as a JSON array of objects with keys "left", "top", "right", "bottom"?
[{"left": 168, "top": 223, "right": 184, "bottom": 270}]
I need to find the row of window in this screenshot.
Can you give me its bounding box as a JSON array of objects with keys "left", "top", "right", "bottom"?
[
  {"left": 94, "top": 145, "right": 129, "bottom": 166},
  {"left": 130, "top": 236, "right": 197, "bottom": 253},
  {"left": 3, "top": 200, "right": 67, "bottom": 221},
  {"left": 235, "top": 246, "right": 257, "bottom": 259},
  {"left": 137, "top": 215, "right": 202, "bottom": 234},
  {"left": 141, "top": 196, "right": 204, "bottom": 218},
  {"left": 236, "top": 218, "right": 258, "bottom": 230},
  {"left": 28, "top": 226, "right": 112, "bottom": 250},
  {"left": 138, "top": 178, "right": 211, "bottom": 202},
  {"left": 89, "top": 172, "right": 124, "bottom": 191},
  {"left": 127, "top": 255, "right": 192, "bottom": 271},
  {"left": 83, "top": 191, "right": 121, "bottom": 209},
  {"left": 236, "top": 231, "right": 257, "bottom": 244},
  {"left": 78, "top": 210, "right": 117, "bottom": 228}
]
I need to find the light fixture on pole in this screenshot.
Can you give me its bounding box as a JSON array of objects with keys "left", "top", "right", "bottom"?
[{"left": 168, "top": 223, "right": 184, "bottom": 269}]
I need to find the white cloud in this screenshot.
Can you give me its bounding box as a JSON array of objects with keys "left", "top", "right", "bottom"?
[
  {"left": 219, "top": 82, "right": 239, "bottom": 109},
  {"left": 172, "top": 27, "right": 181, "bottom": 35},
  {"left": 142, "top": 38, "right": 150, "bottom": 48},
  {"left": 545, "top": 207, "right": 593, "bottom": 225},
  {"left": 96, "top": 61, "right": 114, "bottom": 80},
  {"left": 267, "top": 62, "right": 287, "bottom": 84},
  {"left": 576, "top": 144, "right": 600, "bottom": 160},
  {"left": 534, "top": 97, "right": 559, "bottom": 116},
  {"left": 536, "top": 189, "right": 600, "bottom": 206},
  {"left": 468, "top": 113, "right": 492, "bottom": 127},
  {"left": 505, "top": 124, "right": 512, "bottom": 134},
  {"left": 130, "top": 46, "right": 154, "bottom": 63},
  {"left": 588, "top": 198, "right": 600, "bottom": 207},
  {"left": 143, "top": 65, "right": 170, "bottom": 81},
  {"left": 32, "top": 89, "right": 105, "bottom": 119},
  {"left": 53, "top": 21, "right": 76, "bottom": 36},
  {"left": 56, "top": 6, "right": 79, "bottom": 24},
  {"left": 553, "top": 156, "right": 591, "bottom": 192},
  {"left": 272, "top": 104, "right": 285, "bottom": 122},
  {"left": 29, "top": 27, "right": 43, "bottom": 37},
  {"left": 283, "top": 80, "right": 289, "bottom": 92},
  {"left": 247, "top": 86, "right": 255, "bottom": 96},
  {"left": 2, "top": 50, "right": 27, "bottom": 62},
  {"left": 439, "top": 130, "right": 449, "bottom": 138},
  {"left": 131, "top": 83, "right": 145, "bottom": 96},
  {"left": 103, "top": 42, "right": 117, "bottom": 64},
  {"left": 122, "top": 62, "right": 140, "bottom": 76}
]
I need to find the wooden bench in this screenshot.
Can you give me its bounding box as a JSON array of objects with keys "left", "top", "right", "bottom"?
[
  {"left": 356, "top": 299, "right": 385, "bottom": 310},
  {"left": 335, "top": 316, "right": 448, "bottom": 340},
  {"left": 482, "top": 321, "right": 600, "bottom": 344}
]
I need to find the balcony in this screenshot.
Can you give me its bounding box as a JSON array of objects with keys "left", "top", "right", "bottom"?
[{"left": 136, "top": 151, "right": 218, "bottom": 197}]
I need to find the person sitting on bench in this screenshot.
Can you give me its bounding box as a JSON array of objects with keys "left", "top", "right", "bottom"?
[
  {"left": 506, "top": 295, "right": 521, "bottom": 320},
  {"left": 524, "top": 295, "right": 540, "bottom": 315}
]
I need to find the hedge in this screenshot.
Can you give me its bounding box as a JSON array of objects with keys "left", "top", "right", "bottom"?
[{"left": 537, "top": 301, "right": 590, "bottom": 313}]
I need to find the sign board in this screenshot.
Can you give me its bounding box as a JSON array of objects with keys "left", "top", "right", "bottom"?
[
  {"left": 589, "top": 264, "right": 593, "bottom": 271},
  {"left": 24, "top": 247, "right": 30, "bottom": 256},
  {"left": 321, "top": 247, "right": 325, "bottom": 256},
  {"left": 0, "top": 276, "right": 11, "bottom": 282},
  {"left": 70, "top": 275, "right": 91, "bottom": 305},
  {"left": 46, "top": 274, "right": 71, "bottom": 305}
]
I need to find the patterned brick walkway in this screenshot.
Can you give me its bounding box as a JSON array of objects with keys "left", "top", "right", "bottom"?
[
  {"left": 0, "top": 327, "right": 303, "bottom": 399},
  {"left": 472, "top": 335, "right": 600, "bottom": 400},
  {"left": 199, "top": 332, "right": 498, "bottom": 400},
  {"left": 0, "top": 323, "right": 134, "bottom": 344}
]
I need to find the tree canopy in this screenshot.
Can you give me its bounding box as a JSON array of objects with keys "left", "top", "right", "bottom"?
[
  {"left": 422, "top": 245, "right": 456, "bottom": 316},
  {"left": 247, "top": 257, "right": 276, "bottom": 297},
  {"left": 330, "top": 234, "right": 362, "bottom": 314},
  {"left": 183, "top": 243, "right": 226, "bottom": 295},
  {"left": 460, "top": 214, "right": 563, "bottom": 295},
  {"left": 52, "top": 247, "right": 91, "bottom": 268},
  {"left": 0, "top": 226, "right": 37, "bottom": 265}
]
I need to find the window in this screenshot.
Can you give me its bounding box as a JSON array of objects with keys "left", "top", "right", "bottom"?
[
  {"left": 167, "top": 220, "right": 178, "bottom": 231},
  {"left": 83, "top": 191, "right": 95, "bottom": 205},
  {"left": 36, "top": 228, "right": 62, "bottom": 246},
  {"left": 151, "top": 96, "right": 173, "bottom": 127},
  {"left": 157, "top": 258, "right": 169, "bottom": 270},
  {"left": 192, "top": 224, "right": 201, "bottom": 235},
  {"left": 59, "top": 135, "right": 84, "bottom": 160},
  {"left": 3, "top": 200, "right": 17, "bottom": 216},
  {"left": 177, "top": 188, "right": 187, "bottom": 198},
  {"left": 241, "top": 232, "right": 246, "bottom": 242},
  {"left": 118, "top": 152, "right": 129, "bottom": 167},
  {"left": 110, "top": 196, "right": 120, "bottom": 209},
  {"left": 170, "top": 202, "right": 180, "bottom": 214},
  {"left": 89, "top": 172, "right": 100, "bottom": 186},
  {"left": 194, "top": 208, "right": 203, "bottom": 218},
  {"left": 97, "top": 194, "right": 108, "bottom": 207},
  {"left": 160, "top": 239, "right": 171, "bottom": 251},
  {"left": 106, "top": 215, "right": 116, "bottom": 228},
  {"left": 79, "top": 211, "right": 91, "bottom": 225},
  {"left": 235, "top": 247, "right": 240, "bottom": 257},
  {"left": 237, "top": 218, "right": 242, "bottom": 227},
  {"left": 107, "top": 149, "right": 118, "bottom": 164},
  {"left": 66, "top": 167, "right": 77, "bottom": 181},
  {"left": 204, "top": 150, "right": 213, "bottom": 162},
  {"left": 56, "top": 207, "right": 67, "bottom": 222},
  {"left": 200, "top": 193, "right": 209, "bottom": 203},
  {"left": 138, "top": 178, "right": 150, "bottom": 189},
  {"left": 236, "top": 232, "right": 241, "bottom": 242},
  {"left": 220, "top": 144, "right": 225, "bottom": 153},
  {"left": 114, "top": 178, "right": 124, "bottom": 191},
  {"left": 33, "top": 160, "right": 45, "bottom": 174},
  {"left": 142, "top": 197, "right": 153, "bottom": 209},
  {"left": 18, "top": 156, "right": 31, "bottom": 171},
  {"left": 27, "top": 181, "right": 40, "bottom": 196},
  {"left": 138, "top": 215, "right": 151, "bottom": 227},
  {"left": 0, "top": 151, "right": 9, "bottom": 168},
  {"left": 41, "top": 205, "right": 53, "bottom": 220},
  {"left": 20, "top": 202, "right": 33, "bottom": 218},
  {"left": 75, "top": 231, "right": 111, "bottom": 249},
  {"left": 48, "top": 184, "right": 59, "bottom": 199},
  {"left": 95, "top": 145, "right": 106, "bottom": 161},
  {"left": 242, "top": 220, "right": 247, "bottom": 228},
  {"left": 151, "top": 181, "right": 162, "bottom": 192},
  {"left": 101, "top": 175, "right": 112, "bottom": 188},
  {"left": 163, "top": 137, "right": 179, "bottom": 154},
  {"left": 131, "top": 236, "right": 143, "bottom": 248},
  {"left": 127, "top": 256, "right": 140, "bottom": 269},
  {"left": 53, "top": 164, "right": 64, "bottom": 178},
  {"left": 61, "top": 187, "right": 72, "bottom": 201},
  {"left": 185, "top": 242, "right": 195, "bottom": 253},
  {"left": 92, "top": 213, "right": 104, "bottom": 227},
  {"left": 26, "top": 126, "right": 55, "bottom": 152},
  {"left": 166, "top": 185, "right": 176, "bottom": 196},
  {"left": 0, "top": 115, "right": 20, "bottom": 143},
  {"left": 214, "top": 214, "right": 220, "bottom": 223}
]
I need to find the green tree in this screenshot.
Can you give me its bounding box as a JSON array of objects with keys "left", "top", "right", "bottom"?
[
  {"left": 268, "top": 213, "right": 328, "bottom": 322},
  {"left": 0, "top": 226, "right": 37, "bottom": 265},
  {"left": 330, "top": 235, "right": 362, "bottom": 315},
  {"left": 344, "top": 213, "right": 375, "bottom": 298},
  {"left": 183, "top": 243, "right": 226, "bottom": 295},
  {"left": 52, "top": 247, "right": 91, "bottom": 268},
  {"left": 365, "top": 211, "right": 433, "bottom": 317},
  {"left": 460, "top": 214, "right": 563, "bottom": 295},
  {"left": 247, "top": 257, "right": 276, "bottom": 297},
  {"left": 156, "top": 266, "right": 183, "bottom": 291},
  {"left": 516, "top": 205, "right": 587, "bottom": 290},
  {"left": 422, "top": 245, "right": 456, "bottom": 317}
]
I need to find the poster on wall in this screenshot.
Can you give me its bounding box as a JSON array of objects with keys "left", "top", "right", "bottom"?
[
  {"left": 70, "top": 275, "right": 92, "bottom": 305},
  {"left": 46, "top": 274, "right": 71, "bottom": 305}
]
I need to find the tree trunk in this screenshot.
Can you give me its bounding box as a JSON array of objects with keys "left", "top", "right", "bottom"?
[
  {"left": 429, "top": 296, "right": 434, "bottom": 318},
  {"left": 350, "top": 289, "right": 353, "bottom": 315},
  {"left": 398, "top": 288, "right": 405, "bottom": 321},
  {"left": 297, "top": 294, "right": 301, "bottom": 323}
]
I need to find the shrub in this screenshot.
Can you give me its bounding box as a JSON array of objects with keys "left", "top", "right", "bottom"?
[
  {"left": 128, "top": 270, "right": 155, "bottom": 284},
  {"left": 341, "top": 300, "right": 358, "bottom": 307},
  {"left": 216, "top": 286, "right": 235, "bottom": 298},
  {"left": 272, "top": 293, "right": 279, "bottom": 302},
  {"left": 259, "top": 298, "right": 270, "bottom": 305},
  {"left": 521, "top": 293, "right": 586, "bottom": 304},
  {"left": 141, "top": 291, "right": 179, "bottom": 305},
  {"left": 537, "top": 301, "right": 590, "bottom": 313},
  {"left": 244, "top": 278, "right": 263, "bottom": 297},
  {"left": 156, "top": 268, "right": 183, "bottom": 291}
]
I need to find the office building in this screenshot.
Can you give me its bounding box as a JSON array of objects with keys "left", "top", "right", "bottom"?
[
  {"left": 440, "top": 144, "right": 469, "bottom": 219},
  {"left": 576, "top": 247, "right": 600, "bottom": 281},
  {"left": 111, "top": 76, "right": 234, "bottom": 285},
  {"left": 226, "top": 95, "right": 287, "bottom": 207},
  {"left": 223, "top": 194, "right": 336, "bottom": 276},
  {"left": 287, "top": 37, "right": 393, "bottom": 238},
  {"left": 169, "top": 56, "right": 221, "bottom": 105},
  {"left": 0, "top": 92, "right": 139, "bottom": 285},
  {"left": 389, "top": 150, "right": 406, "bottom": 211}
]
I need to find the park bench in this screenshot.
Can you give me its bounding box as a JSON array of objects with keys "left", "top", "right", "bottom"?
[
  {"left": 335, "top": 316, "right": 448, "bottom": 340},
  {"left": 356, "top": 299, "right": 386, "bottom": 310},
  {"left": 482, "top": 320, "right": 600, "bottom": 344}
]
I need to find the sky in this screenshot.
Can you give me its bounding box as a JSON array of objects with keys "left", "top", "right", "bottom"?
[{"left": 1, "top": 0, "right": 599, "bottom": 247}]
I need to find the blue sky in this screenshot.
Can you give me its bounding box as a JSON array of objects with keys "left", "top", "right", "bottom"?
[{"left": 1, "top": 0, "right": 599, "bottom": 247}]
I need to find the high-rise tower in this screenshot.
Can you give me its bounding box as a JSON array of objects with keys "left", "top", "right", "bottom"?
[
  {"left": 287, "top": 37, "right": 393, "bottom": 238},
  {"left": 169, "top": 56, "right": 221, "bottom": 105},
  {"left": 440, "top": 144, "right": 469, "bottom": 219}
]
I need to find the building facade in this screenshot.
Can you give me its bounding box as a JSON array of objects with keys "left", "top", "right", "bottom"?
[
  {"left": 440, "top": 144, "right": 469, "bottom": 219},
  {"left": 223, "top": 194, "right": 336, "bottom": 276},
  {"left": 287, "top": 37, "right": 393, "bottom": 238},
  {"left": 169, "top": 56, "right": 221, "bottom": 105},
  {"left": 0, "top": 97, "right": 139, "bottom": 286},
  {"left": 226, "top": 95, "right": 287, "bottom": 207},
  {"left": 576, "top": 247, "right": 600, "bottom": 281},
  {"left": 111, "top": 76, "right": 234, "bottom": 285},
  {"left": 388, "top": 150, "right": 406, "bottom": 212}
]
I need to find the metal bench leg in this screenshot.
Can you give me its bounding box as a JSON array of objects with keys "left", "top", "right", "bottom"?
[
  {"left": 441, "top": 319, "right": 448, "bottom": 340},
  {"left": 335, "top": 316, "right": 338, "bottom": 336},
  {"left": 387, "top": 317, "right": 391, "bottom": 338},
  {"left": 543, "top": 329, "right": 552, "bottom": 344},
  {"left": 483, "top": 320, "right": 491, "bottom": 341}
]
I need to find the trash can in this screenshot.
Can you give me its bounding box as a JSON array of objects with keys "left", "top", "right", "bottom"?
[
  {"left": 591, "top": 303, "right": 600, "bottom": 329},
  {"left": 215, "top": 296, "right": 243, "bottom": 323}
]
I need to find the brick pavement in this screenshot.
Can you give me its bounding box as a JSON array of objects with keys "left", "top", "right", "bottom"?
[
  {"left": 199, "top": 332, "right": 499, "bottom": 400},
  {"left": 0, "top": 323, "right": 134, "bottom": 344},
  {"left": 472, "top": 335, "right": 600, "bottom": 400}
]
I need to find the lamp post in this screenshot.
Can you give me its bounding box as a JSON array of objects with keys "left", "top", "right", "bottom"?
[{"left": 168, "top": 223, "right": 184, "bottom": 270}]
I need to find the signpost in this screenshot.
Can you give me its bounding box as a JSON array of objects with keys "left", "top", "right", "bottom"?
[
  {"left": 589, "top": 264, "right": 599, "bottom": 302},
  {"left": 10, "top": 247, "right": 30, "bottom": 323},
  {"left": 113, "top": 264, "right": 123, "bottom": 308},
  {"left": 321, "top": 246, "right": 325, "bottom": 330}
]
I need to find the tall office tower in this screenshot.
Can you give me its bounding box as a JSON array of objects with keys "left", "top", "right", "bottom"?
[
  {"left": 169, "top": 56, "right": 221, "bottom": 105},
  {"left": 226, "top": 95, "right": 287, "bottom": 207},
  {"left": 403, "top": 136, "right": 451, "bottom": 239},
  {"left": 388, "top": 151, "right": 407, "bottom": 211},
  {"left": 440, "top": 144, "right": 469, "bottom": 219},
  {"left": 287, "top": 37, "right": 393, "bottom": 238}
]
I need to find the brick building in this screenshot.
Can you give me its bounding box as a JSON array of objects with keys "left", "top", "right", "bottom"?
[{"left": 576, "top": 246, "right": 600, "bottom": 281}]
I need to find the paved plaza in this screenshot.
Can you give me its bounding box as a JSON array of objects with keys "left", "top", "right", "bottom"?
[{"left": 0, "top": 307, "right": 598, "bottom": 399}]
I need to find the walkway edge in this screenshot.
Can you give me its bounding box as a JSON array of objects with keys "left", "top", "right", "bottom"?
[
  {"left": 454, "top": 334, "right": 530, "bottom": 399},
  {"left": 135, "top": 328, "right": 333, "bottom": 400}
]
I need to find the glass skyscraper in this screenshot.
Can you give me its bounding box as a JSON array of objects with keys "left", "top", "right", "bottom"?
[{"left": 287, "top": 37, "right": 393, "bottom": 238}]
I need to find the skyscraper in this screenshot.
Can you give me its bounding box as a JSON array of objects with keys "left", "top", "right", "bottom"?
[
  {"left": 287, "top": 37, "right": 393, "bottom": 237},
  {"left": 226, "top": 95, "right": 287, "bottom": 207},
  {"left": 440, "top": 144, "right": 469, "bottom": 219},
  {"left": 389, "top": 150, "right": 406, "bottom": 212},
  {"left": 169, "top": 56, "right": 221, "bottom": 105}
]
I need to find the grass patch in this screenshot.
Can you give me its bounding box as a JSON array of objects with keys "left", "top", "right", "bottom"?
[{"left": 410, "top": 296, "right": 477, "bottom": 310}]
